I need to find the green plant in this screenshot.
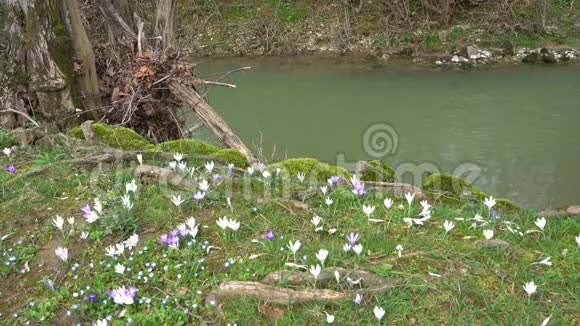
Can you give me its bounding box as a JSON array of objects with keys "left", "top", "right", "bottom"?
[
  {"left": 0, "top": 129, "right": 12, "bottom": 149},
  {"left": 449, "top": 27, "right": 464, "bottom": 40},
  {"left": 423, "top": 32, "right": 442, "bottom": 49},
  {"left": 100, "top": 208, "right": 138, "bottom": 238},
  {"left": 31, "top": 147, "right": 64, "bottom": 168}
]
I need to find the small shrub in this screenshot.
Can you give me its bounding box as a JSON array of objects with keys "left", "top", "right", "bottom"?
[
  {"left": 423, "top": 33, "right": 442, "bottom": 49},
  {"left": 449, "top": 27, "right": 464, "bottom": 40}
]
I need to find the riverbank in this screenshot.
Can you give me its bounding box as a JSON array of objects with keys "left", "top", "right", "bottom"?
[
  {"left": 1, "top": 136, "right": 579, "bottom": 324},
  {"left": 174, "top": 1, "right": 580, "bottom": 66}
]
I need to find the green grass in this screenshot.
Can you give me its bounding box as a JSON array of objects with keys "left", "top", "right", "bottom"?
[{"left": 0, "top": 147, "right": 578, "bottom": 324}]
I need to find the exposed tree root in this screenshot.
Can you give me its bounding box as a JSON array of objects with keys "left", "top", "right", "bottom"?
[
  {"left": 469, "top": 239, "right": 511, "bottom": 248},
  {"left": 207, "top": 267, "right": 414, "bottom": 306}
]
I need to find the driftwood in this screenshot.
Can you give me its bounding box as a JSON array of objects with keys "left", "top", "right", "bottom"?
[{"left": 168, "top": 80, "right": 257, "bottom": 165}]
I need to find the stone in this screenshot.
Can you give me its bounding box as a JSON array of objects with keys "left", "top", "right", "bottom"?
[
  {"left": 522, "top": 52, "right": 542, "bottom": 64},
  {"left": 542, "top": 53, "right": 557, "bottom": 64},
  {"left": 566, "top": 205, "right": 580, "bottom": 215}
]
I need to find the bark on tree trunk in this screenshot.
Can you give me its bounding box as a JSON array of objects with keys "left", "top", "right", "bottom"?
[
  {"left": 154, "top": 0, "right": 178, "bottom": 49},
  {"left": 168, "top": 81, "right": 258, "bottom": 164},
  {"left": 96, "top": 0, "right": 138, "bottom": 48},
  {"left": 63, "top": 0, "right": 101, "bottom": 113},
  {"left": 1, "top": 0, "right": 78, "bottom": 130}
]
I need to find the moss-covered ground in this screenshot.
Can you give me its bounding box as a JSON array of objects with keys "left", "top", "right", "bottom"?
[{"left": 0, "top": 144, "right": 578, "bottom": 325}]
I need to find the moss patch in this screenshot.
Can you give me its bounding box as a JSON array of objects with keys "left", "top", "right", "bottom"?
[
  {"left": 210, "top": 149, "right": 249, "bottom": 168},
  {"left": 422, "top": 173, "right": 486, "bottom": 199},
  {"left": 359, "top": 160, "right": 395, "bottom": 182},
  {"left": 67, "top": 123, "right": 150, "bottom": 150},
  {"left": 495, "top": 198, "right": 523, "bottom": 211},
  {"left": 153, "top": 139, "right": 220, "bottom": 155},
  {"left": 267, "top": 158, "right": 351, "bottom": 181}
]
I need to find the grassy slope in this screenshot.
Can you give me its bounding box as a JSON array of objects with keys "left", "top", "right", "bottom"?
[{"left": 0, "top": 146, "right": 579, "bottom": 325}]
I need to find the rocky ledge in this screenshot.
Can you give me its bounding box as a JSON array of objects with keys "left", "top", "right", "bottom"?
[{"left": 435, "top": 45, "right": 580, "bottom": 67}]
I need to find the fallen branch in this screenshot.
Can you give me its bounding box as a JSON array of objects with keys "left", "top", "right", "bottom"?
[
  {"left": 207, "top": 281, "right": 347, "bottom": 305},
  {"left": 0, "top": 109, "right": 40, "bottom": 127},
  {"left": 197, "top": 80, "right": 237, "bottom": 88}
]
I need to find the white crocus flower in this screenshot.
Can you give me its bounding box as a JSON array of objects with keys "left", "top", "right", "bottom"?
[
  {"left": 171, "top": 194, "right": 184, "bottom": 207},
  {"left": 362, "top": 204, "right": 375, "bottom": 218},
  {"left": 177, "top": 162, "right": 188, "bottom": 172},
  {"left": 311, "top": 215, "right": 322, "bottom": 227},
  {"left": 125, "top": 179, "right": 137, "bottom": 193},
  {"left": 287, "top": 240, "right": 301, "bottom": 256},
  {"left": 198, "top": 179, "right": 209, "bottom": 192},
  {"left": 168, "top": 161, "right": 177, "bottom": 170},
  {"left": 316, "top": 249, "right": 329, "bottom": 266},
  {"left": 121, "top": 195, "right": 133, "bottom": 210},
  {"left": 185, "top": 217, "right": 197, "bottom": 229},
  {"left": 531, "top": 256, "right": 552, "bottom": 266},
  {"left": 483, "top": 229, "right": 494, "bottom": 240},
  {"left": 53, "top": 215, "right": 64, "bottom": 230},
  {"left": 114, "top": 263, "right": 126, "bottom": 274},
  {"left": 115, "top": 243, "right": 125, "bottom": 256},
  {"left": 384, "top": 197, "right": 393, "bottom": 210},
  {"left": 443, "top": 220, "right": 455, "bottom": 234},
  {"left": 535, "top": 217, "right": 546, "bottom": 231},
  {"left": 93, "top": 198, "right": 103, "bottom": 214},
  {"left": 395, "top": 245, "right": 403, "bottom": 258},
  {"left": 3, "top": 147, "right": 11, "bottom": 157},
  {"left": 105, "top": 245, "right": 117, "bottom": 257},
  {"left": 216, "top": 217, "right": 229, "bottom": 230},
  {"left": 325, "top": 313, "right": 335, "bottom": 324},
  {"left": 205, "top": 161, "right": 214, "bottom": 173},
  {"left": 320, "top": 186, "right": 328, "bottom": 194},
  {"left": 343, "top": 244, "right": 352, "bottom": 252},
  {"left": 325, "top": 197, "right": 333, "bottom": 206},
  {"left": 247, "top": 166, "right": 254, "bottom": 176},
  {"left": 405, "top": 192, "right": 415, "bottom": 206},
  {"left": 541, "top": 315, "right": 552, "bottom": 326},
  {"left": 309, "top": 264, "right": 322, "bottom": 282},
  {"left": 123, "top": 234, "right": 139, "bottom": 250},
  {"left": 523, "top": 281, "right": 537, "bottom": 296},
  {"left": 67, "top": 217, "right": 75, "bottom": 226},
  {"left": 373, "top": 306, "right": 385, "bottom": 321},
  {"left": 352, "top": 244, "right": 363, "bottom": 256},
  {"left": 297, "top": 172, "right": 305, "bottom": 183},
  {"left": 228, "top": 219, "right": 240, "bottom": 232},
  {"left": 262, "top": 170, "right": 271, "bottom": 179},
  {"left": 173, "top": 152, "right": 183, "bottom": 162},
  {"left": 576, "top": 234, "right": 580, "bottom": 247},
  {"left": 136, "top": 154, "right": 143, "bottom": 166},
  {"left": 484, "top": 196, "right": 496, "bottom": 211}
]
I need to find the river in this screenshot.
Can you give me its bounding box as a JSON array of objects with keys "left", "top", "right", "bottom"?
[{"left": 196, "top": 57, "right": 580, "bottom": 210}]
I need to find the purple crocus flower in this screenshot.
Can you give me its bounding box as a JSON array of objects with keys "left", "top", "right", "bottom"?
[
  {"left": 352, "top": 182, "right": 366, "bottom": 197},
  {"left": 170, "top": 230, "right": 178, "bottom": 238},
  {"left": 353, "top": 293, "right": 363, "bottom": 304},
  {"left": 227, "top": 163, "right": 234, "bottom": 171},
  {"left": 79, "top": 231, "right": 89, "bottom": 240},
  {"left": 193, "top": 191, "right": 206, "bottom": 202},
  {"left": 265, "top": 230, "right": 275, "bottom": 240},
  {"left": 46, "top": 279, "right": 55, "bottom": 292},
  {"left": 212, "top": 174, "right": 221, "bottom": 183},
  {"left": 83, "top": 293, "right": 98, "bottom": 302},
  {"left": 329, "top": 175, "right": 341, "bottom": 185},
  {"left": 346, "top": 232, "right": 360, "bottom": 245},
  {"left": 159, "top": 234, "right": 168, "bottom": 244},
  {"left": 6, "top": 164, "right": 15, "bottom": 173},
  {"left": 180, "top": 229, "right": 189, "bottom": 237},
  {"left": 491, "top": 210, "right": 497, "bottom": 221},
  {"left": 80, "top": 204, "right": 91, "bottom": 215}
]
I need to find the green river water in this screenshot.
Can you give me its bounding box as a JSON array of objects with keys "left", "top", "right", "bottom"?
[{"left": 196, "top": 57, "right": 580, "bottom": 210}]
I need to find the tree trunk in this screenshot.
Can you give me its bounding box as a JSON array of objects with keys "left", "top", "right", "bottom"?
[
  {"left": 168, "top": 81, "right": 258, "bottom": 164},
  {"left": 154, "top": 0, "right": 178, "bottom": 49},
  {"left": 107, "top": 0, "right": 136, "bottom": 61},
  {"left": 63, "top": 0, "right": 101, "bottom": 113},
  {"left": 1, "top": 0, "right": 78, "bottom": 130},
  {"left": 96, "top": 0, "right": 138, "bottom": 48}
]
